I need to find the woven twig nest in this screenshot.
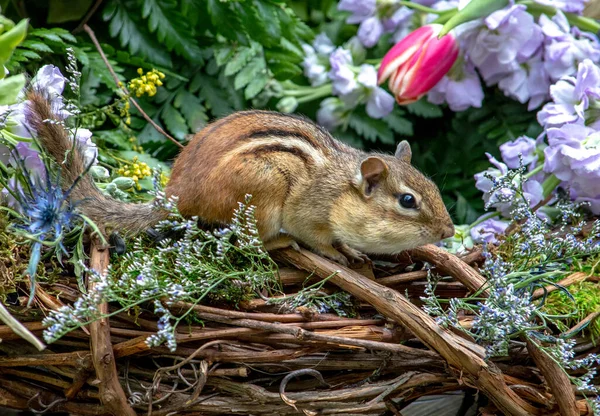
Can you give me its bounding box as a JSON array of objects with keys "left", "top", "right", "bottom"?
[{"left": 0, "top": 242, "right": 596, "bottom": 416}]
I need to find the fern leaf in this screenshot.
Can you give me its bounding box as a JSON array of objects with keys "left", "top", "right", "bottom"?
[
  {"left": 140, "top": 0, "right": 203, "bottom": 62},
  {"left": 103, "top": 0, "right": 172, "bottom": 68}
]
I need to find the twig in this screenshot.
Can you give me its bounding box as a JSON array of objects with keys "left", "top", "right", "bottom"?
[
  {"left": 82, "top": 24, "right": 184, "bottom": 149},
  {"left": 526, "top": 337, "right": 578, "bottom": 416},
  {"left": 406, "top": 244, "right": 489, "bottom": 296},
  {"left": 274, "top": 247, "right": 540, "bottom": 416},
  {"left": 73, "top": 0, "right": 104, "bottom": 34},
  {"left": 89, "top": 242, "right": 136, "bottom": 416}
]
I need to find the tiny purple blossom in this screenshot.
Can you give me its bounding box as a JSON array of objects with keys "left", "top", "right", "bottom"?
[
  {"left": 357, "top": 65, "right": 394, "bottom": 118},
  {"left": 500, "top": 136, "right": 538, "bottom": 169},
  {"left": 470, "top": 216, "right": 510, "bottom": 244},
  {"left": 537, "top": 59, "right": 600, "bottom": 128},
  {"left": 427, "top": 60, "right": 484, "bottom": 111},
  {"left": 317, "top": 98, "right": 345, "bottom": 130},
  {"left": 544, "top": 123, "right": 600, "bottom": 197},
  {"left": 358, "top": 16, "right": 384, "bottom": 48},
  {"left": 464, "top": 5, "right": 543, "bottom": 87},
  {"left": 338, "top": 0, "right": 376, "bottom": 24},
  {"left": 329, "top": 48, "right": 358, "bottom": 96},
  {"left": 539, "top": 11, "right": 600, "bottom": 81}
]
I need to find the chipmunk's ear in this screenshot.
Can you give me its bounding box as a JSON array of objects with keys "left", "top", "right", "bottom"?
[
  {"left": 395, "top": 140, "right": 412, "bottom": 163},
  {"left": 355, "top": 157, "right": 389, "bottom": 197}
]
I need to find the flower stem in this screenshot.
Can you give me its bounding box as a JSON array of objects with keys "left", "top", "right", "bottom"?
[
  {"left": 541, "top": 174, "right": 561, "bottom": 198},
  {"left": 398, "top": 1, "right": 454, "bottom": 15},
  {"left": 524, "top": 164, "right": 543, "bottom": 179},
  {"left": 518, "top": 0, "right": 600, "bottom": 33}
]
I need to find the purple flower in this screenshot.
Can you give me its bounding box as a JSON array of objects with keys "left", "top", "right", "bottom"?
[
  {"left": 313, "top": 33, "right": 335, "bottom": 55},
  {"left": 358, "top": 16, "right": 384, "bottom": 48},
  {"left": 338, "top": 0, "right": 376, "bottom": 24},
  {"left": 463, "top": 5, "right": 543, "bottom": 86},
  {"left": 544, "top": 123, "right": 600, "bottom": 197},
  {"left": 75, "top": 128, "right": 98, "bottom": 165},
  {"left": 537, "top": 59, "right": 600, "bottom": 128},
  {"left": 356, "top": 64, "right": 394, "bottom": 118},
  {"left": 475, "top": 153, "right": 544, "bottom": 216},
  {"left": 30, "top": 65, "right": 70, "bottom": 120},
  {"left": 470, "top": 216, "right": 510, "bottom": 244},
  {"left": 532, "top": 0, "right": 589, "bottom": 14},
  {"left": 301, "top": 33, "right": 334, "bottom": 87},
  {"left": 539, "top": 11, "right": 600, "bottom": 82},
  {"left": 317, "top": 97, "right": 345, "bottom": 130},
  {"left": 497, "top": 51, "right": 550, "bottom": 110},
  {"left": 329, "top": 48, "right": 358, "bottom": 96},
  {"left": 427, "top": 60, "right": 484, "bottom": 111},
  {"left": 500, "top": 136, "right": 538, "bottom": 169}
]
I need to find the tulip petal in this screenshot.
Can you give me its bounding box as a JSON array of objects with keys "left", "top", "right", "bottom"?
[{"left": 377, "top": 25, "right": 436, "bottom": 84}]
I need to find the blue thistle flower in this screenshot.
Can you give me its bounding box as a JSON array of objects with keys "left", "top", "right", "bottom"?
[{"left": 1, "top": 139, "right": 87, "bottom": 307}]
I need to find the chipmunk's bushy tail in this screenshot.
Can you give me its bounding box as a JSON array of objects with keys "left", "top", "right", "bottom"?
[{"left": 25, "top": 89, "right": 167, "bottom": 236}]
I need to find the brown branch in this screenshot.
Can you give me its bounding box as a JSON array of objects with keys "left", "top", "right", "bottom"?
[
  {"left": 526, "top": 338, "right": 578, "bottom": 416},
  {"left": 89, "top": 242, "right": 136, "bottom": 416},
  {"left": 82, "top": 24, "right": 184, "bottom": 149},
  {"left": 170, "top": 301, "right": 440, "bottom": 358},
  {"left": 274, "top": 247, "right": 540, "bottom": 416},
  {"left": 406, "top": 244, "right": 489, "bottom": 296},
  {"left": 73, "top": 0, "right": 104, "bottom": 34}
]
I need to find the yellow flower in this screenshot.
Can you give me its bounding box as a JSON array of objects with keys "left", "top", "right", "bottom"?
[{"left": 128, "top": 69, "right": 166, "bottom": 98}]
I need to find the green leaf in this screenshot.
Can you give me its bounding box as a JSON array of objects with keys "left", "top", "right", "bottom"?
[
  {"left": 20, "top": 40, "right": 53, "bottom": 53},
  {"left": 234, "top": 57, "right": 265, "bottom": 90},
  {"left": 383, "top": 112, "right": 413, "bottom": 136},
  {"left": 103, "top": 0, "right": 172, "bottom": 68},
  {"left": 245, "top": 73, "right": 268, "bottom": 99},
  {"left": 140, "top": 0, "right": 203, "bottom": 62},
  {"left": 93, "top": 129, "right": 132, "bottom": 150},
  {"left": 239, "top": 0, "right": 281, "bottom": 47},
  {"left": 214, "top": 45, "right": 234, "bottom": 66},
  {"left": 174, "top": 89, "right": 208, "bottom": 132},
  {"left": 224, "top": 45, "right": 259, "bottom": 76},
  {"left": 161, "top": 103, "right": 188, "bottom": 141},
  {"left": 348, "top": 110, "right": 394, "bottom": 144},
  {"left": 206, "top": 0, "right": 247, "bottom": 44},
  {"left": 191, "top": 72, "right": 236, "bottom": 117},
  {"left": 47, "top": 0, "right": 93, "bottom": 23},
  {"left": 406, "top": 98, "right": 443, "bottom": 118},
  {"left": 0, "top": 18, "right": 28, "bottom": 68},
  {"left": 269, "top": 61, "right": 301, "bottom": 80},
  {"left": 0, "top": 74, "right": 26, "bottom": 105}
]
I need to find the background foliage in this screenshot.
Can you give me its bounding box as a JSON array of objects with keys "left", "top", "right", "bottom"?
[{"left": 0, "top": 0, "right": 542, "bottom": 222}]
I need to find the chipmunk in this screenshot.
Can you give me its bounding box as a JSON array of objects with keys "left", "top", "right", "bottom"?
[{"left": 26, "top": 89, "right": 454, "bottom": 266}]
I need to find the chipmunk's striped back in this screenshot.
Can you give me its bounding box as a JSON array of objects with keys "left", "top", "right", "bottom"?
[{"left": 166, "top": 111, "right": 360, "bottom": 237}]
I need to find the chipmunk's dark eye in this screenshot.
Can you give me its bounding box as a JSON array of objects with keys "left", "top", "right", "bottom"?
[{"left": 399, "top": 193, "right": 417, "bottom": 209}]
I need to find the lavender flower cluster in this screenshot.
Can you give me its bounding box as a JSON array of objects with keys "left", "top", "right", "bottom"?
[
  {"left": 41, "top": 191, "right": 279, "bottom": 351},
  {"left": 472, "top": 56, "right": 600, "bottom": 244},
  {"left": 302, "top": 34, "right": 395, "bottom": 129}
]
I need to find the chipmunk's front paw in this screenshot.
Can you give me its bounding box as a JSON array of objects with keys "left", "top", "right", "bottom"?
[
  {"left": 264, "top": 234, "right": 301, "bottom": 252},
  {"left": 337, "top": 243, "right": 370, "bottom": 264},
  {"left": 314, "top": 245, "right": 350, "bottom": 267}
]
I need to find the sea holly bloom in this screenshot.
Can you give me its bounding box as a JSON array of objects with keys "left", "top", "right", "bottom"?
[{"left": 377, "top": 24, "right": 459, "bottom": 105}]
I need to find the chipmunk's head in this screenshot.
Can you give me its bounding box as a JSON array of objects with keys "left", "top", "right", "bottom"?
[{"left": 332, "top": 141, "right": 454, "bottom": 254}]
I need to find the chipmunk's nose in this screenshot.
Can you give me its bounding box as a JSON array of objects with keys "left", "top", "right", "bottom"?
[{"left": 441, "top": 224, "right": 455, "bottom": 240}]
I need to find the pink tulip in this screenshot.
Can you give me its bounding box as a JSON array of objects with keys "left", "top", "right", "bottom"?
[{"left": 377, "top": 24, "right": 459, "bottom": 105}]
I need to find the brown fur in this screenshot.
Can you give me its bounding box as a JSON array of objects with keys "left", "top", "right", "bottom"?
[{"left": 27, "top": 91, "right": 454, "bottom": 264}]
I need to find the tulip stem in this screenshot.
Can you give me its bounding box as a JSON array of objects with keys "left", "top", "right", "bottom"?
[{"left": 397, "top": 1, "right": 453, "bottom": 15}]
